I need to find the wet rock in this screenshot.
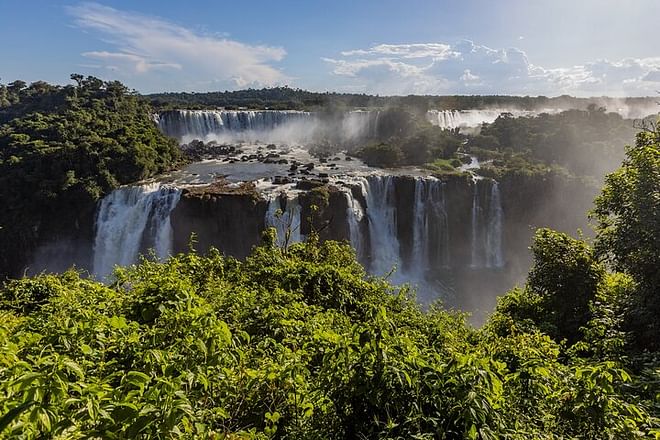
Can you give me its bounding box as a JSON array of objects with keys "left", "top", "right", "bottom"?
[
  {"left": 296, "top": 179, "right": 325, "bottom": 190},
  {"left": 272, "top": 176, "right": 292, "bottom": 185}
]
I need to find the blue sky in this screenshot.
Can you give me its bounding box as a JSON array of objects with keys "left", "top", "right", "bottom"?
[{"left": 2, "top": 0, "right": 660, "bottom": 96}]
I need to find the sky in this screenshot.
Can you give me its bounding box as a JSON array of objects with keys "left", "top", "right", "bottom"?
[{"left": 2, "top": 0, "right": 660, "bottom": 96}]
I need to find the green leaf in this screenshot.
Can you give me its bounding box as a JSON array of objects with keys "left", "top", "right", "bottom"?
[{"left": 0, "top": 401, "right": 36, "bottom": 433}]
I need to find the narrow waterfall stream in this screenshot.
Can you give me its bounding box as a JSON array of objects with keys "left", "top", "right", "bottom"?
[
  {"left": 265, "top": 194, "right": 303, "bottom": 248},
  {"left": 470, "top": 180, "right": 504, "bottom": 269},
  {"left": 364, "top": 175, "right": 401, "bottom": 277}
]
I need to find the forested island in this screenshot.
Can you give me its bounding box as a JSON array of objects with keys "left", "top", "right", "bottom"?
[{"left": 0, "top": 77, "right": 658, "bottom": 438}]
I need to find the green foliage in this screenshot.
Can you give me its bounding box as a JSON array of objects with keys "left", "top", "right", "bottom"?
[
  {"left": 526, "top": 229, "right": 605, "bottom": 345},
  {"left": 593, "top": 127, "right": 660, "bottom": 350},
  {"left": 0, "top": 238, "right": 655, "bottom": 438},
  {"left": 489, "top": 229, "right": 605, "bottom": 346},
  {"left": 357, "top": 142, "right": 403, "bottom": 168},
  {"left": 477, "top": 107, "right": 638, "bottom": 178},
  {"left": 357, "top": 107, "right": 463, "bottom": 168},
  {"left": 0, "top": 76, "right": 183, "bottom": 276}
]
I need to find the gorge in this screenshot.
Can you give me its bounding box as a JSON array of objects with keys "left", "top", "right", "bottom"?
[{"left": 23, "top": 108, "right": 599, "bottom": 317}]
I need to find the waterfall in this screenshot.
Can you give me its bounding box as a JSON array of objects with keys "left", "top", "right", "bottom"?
[
  {"left": 341, "top": 110, "right": 381, "bottom": 140},
  {"left": 470, "top": 182, "right": 482, "bottom": 268},
  {"left": 411, "top": 179, "right": 426, "bottom": 273},
  {"left": 157, "top": 109, "right": 384, "bottom": 144},
  {"left": 364, "top": 175, "right": 400, "bottom": 276},
  {"left": 93, "top": 183, "right": 181, "bottom": 279},
  {"left": 427, "top": 109, "right": 526, "bottom": 130},
  {"left": 157, "top": 109, "right": 316, "bottom": 141},
  {"left": 265, "top": 194, "right": 302, "bottom": 247},
  {"left": 412, "top": 177, "right": 450, "bottom": 276},
  {"left": 344, "top": 187, "right": 367, "bottom": 261},
  {"left": 486, "top": 182, "right": 504, "bottom": 268},
  {"left": 427, "top": 110, "right": 460, "bottom": 129},
  {"left": 470, "top": 180, "right": 504, "bottom": 269}
]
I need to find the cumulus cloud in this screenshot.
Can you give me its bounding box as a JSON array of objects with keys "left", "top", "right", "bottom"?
[
  {"left": 324, "top": 40, "right": 660, "bottom": 96},
  {"left": 68, "top": 2, "right": 288, "bottom": 91}
]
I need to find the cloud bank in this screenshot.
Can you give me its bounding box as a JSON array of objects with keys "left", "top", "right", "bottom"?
[
  {"left": 69, "top": 2, "right": 288, "bottom": 91},
  {"left": 324, "top": 40, "right": 660, "bottom": 96}
]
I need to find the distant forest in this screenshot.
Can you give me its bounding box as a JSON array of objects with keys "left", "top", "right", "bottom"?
[{"left": 147, "top": 86, "right": 658, "bottom": 112}]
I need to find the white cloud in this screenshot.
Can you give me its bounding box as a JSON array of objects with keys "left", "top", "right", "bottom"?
[
  {"left": 324, "top": 40, "right": 660, "bottom": 96},
  {"left": 341, "top": 43, "right": 458, "bottom": 60},
  {"left": 82, "top": 51, "right": 182, "bottom": 73},
  {"left": 68, "top": 2, "right": 288, "bottom": 91},
  {"left": 461, "top": 69, "right": 479, "bottom": 83}
]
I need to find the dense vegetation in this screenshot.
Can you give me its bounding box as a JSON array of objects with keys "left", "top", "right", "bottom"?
[
  {"left": 356, "top": 107, "right": 463, "bottom": 168},
  {"left": 0, "top": 128, "right": 658, "bottom": 438},
  {"left": 350, "top": 105, "right": 642, "bottom": 180},
  {"left": 147, "top": 87, "right": 656, "bottom": 114},
  {"left": 471, "top": 106, "right": 639, "bottom": 178},
  {"left": 0, "top": 76, "right": 183, "bottom": 277}
]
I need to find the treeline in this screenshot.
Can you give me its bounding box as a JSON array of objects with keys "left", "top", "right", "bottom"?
[
  {"left": 0, "top": 128, "right": 658, "bottom": 437},
  {"left": 0, "top": 75, "right": 183, "bottom": 277},
  {"left": 147, "top": 86, "right": 658, "bottom": 113}
]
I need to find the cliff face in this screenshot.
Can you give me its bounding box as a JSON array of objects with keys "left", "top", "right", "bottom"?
[
  {"left": 171, "top": 182, "right": 268, "bottom": 259},
  {"left": 5, "top": 170, "right": 600, "bottom": 315},
  {"left": 10, "top": 201, "right": 97, "bottom": 278},
  {"left": 499, "top": 173, "right": 598, "bottom": 277}
]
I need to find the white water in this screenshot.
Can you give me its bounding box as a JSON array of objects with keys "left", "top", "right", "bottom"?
[
  {"left": 485, "top": 182, "right": 504, "bottom": 268},
  {"left": 364, "top": 175, "right": 401, "bottom": 277},
  {"left": 344, "top": 185, "right": 367, "bottom": 261},
  {"left": 93, "top": 183, "right": 181, "bottom": 279},
  {"left": 426, "top": 109, "right": 562, "bottom": 130},
  {"left": 157, "top": 109, "right": 381, "bottom": 144},
  {"left": 426, "top": 109, "right": 505, "bottom": 130},
  {"left": 157, "top": 110, "right": 315, "bottom": 140},
  {"left": 265, "top": 194, "right": 303, "bottom": 248},
  {"left": 412, "top": 177, "right": 450, "bottom": 276},
  {"left": 341, "top": 110, "right": 380, "bottom": 140},
  {"left": 470, "top": 182, "right": 482, "bottom": 268},
  {"left": 470, "top": 180, "right": 504, "bottom": 269}
]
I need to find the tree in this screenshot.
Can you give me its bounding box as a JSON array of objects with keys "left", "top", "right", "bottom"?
[
  {"left": 593, "top": 127, "right": 660, "bottom": 350},
  {"left": 490, "top": 229, "right": 605, "bottom": 345}
]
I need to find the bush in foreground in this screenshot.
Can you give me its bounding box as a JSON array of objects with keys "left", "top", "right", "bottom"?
[{"left": 0, "top": 232, "right": 656, "bottom": 439}]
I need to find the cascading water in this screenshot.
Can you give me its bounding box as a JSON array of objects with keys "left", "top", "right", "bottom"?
[
  {"left": 485, "top": 182, "right": 504, "bottom": 268},
  {"left": 427, "top": 109, "right": 536, "bottom": 130},
  {"left": 412, "top": 177, "right": 450, "bottom": 276},
  {"left": 93, "top": 183, "right": 181, "bottom": 279},
  {"left": 427, "top": 110, "right": 461, "bottom": 129},
  {"left": 157, "top": 109, "right": 383, "bottom": 144},
  {"left": 341, "top": 110, "right": 381, "bottom": 139},
  {"left": 344, "top": 186, "right": 367, "bottom": 261},
  {"left": 364, "top": 175, "right": 401, "bottom": 277},
  {"left": 470, "top": 182, "right": 483, "bottom": 268},
  {"left": 157, "top": 109, "right": 316, "bottom": 141},
  {"left": 470, "top": 180, "right": 504, "bottom": 269},
  {"left": 265, "top": 194, "right": 302, "bottom": 247}
]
